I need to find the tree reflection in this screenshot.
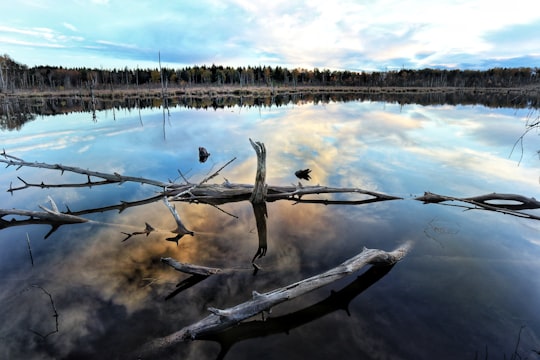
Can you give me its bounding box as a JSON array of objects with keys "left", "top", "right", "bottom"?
[{"left": 2, "top": 89, "right": 540, "bottom": 130}]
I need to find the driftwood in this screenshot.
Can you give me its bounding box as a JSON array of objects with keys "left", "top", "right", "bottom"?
[
  {"left": 416, "top": 191, "right": 540, "bottom": 220},
  {"left": 161, "top": 257, "right": 221, "bottom": 276},
  {"left": 0, "top": 152, "right": 171, "bottom": 189},
  {"left": 198, "top": 264, "right": 397, "bottom": 359},
  {"left": 162, "top": 197, "right": 194, "bottom": 244},
  {"left": 0, "top": 142, "right": 402, "bottom": 242},
  {"left": 249, "top": 138, "right": 267, "bottom": 204},
  {"left": 136, "top": 241, "right": 411, "bottom": 357},
  {"left": 0, "top": 196, "right": 89, "bottom": 238},
  {"left": 161, "top": 258, "right": 224, "bottom": 300}
]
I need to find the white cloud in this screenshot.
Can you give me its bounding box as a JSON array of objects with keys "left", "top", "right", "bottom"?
[
  {"left": 1, "top": 0, "right": 540, "bottom": 69},
  {"left": 63, "top": 22, "right": 77, "bottom": 32}
]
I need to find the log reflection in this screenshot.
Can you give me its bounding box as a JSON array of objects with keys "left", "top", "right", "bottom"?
[
  {"left": 199, "top": 264, "right": 396, "bottom": 360},
  {"left": 251, "top": 203, "right": 268, "bottom": 267}
]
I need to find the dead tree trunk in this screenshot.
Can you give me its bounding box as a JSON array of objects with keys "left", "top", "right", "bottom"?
[{"left": 249, "top": 138, "right": 267, "bottom": 204}]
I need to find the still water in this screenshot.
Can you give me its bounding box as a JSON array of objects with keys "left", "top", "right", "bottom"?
[{"left": 1, "top": 98, "right": 540, "bottom": 359}]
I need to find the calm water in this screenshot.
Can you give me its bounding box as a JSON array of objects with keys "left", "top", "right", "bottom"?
[{"left": 1, "top": 99, "right": 540, "bottom": 359}]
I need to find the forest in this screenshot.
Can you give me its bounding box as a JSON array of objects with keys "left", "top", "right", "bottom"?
[{"left": 0, "top": 54, "right": 539, "bottom": 92}]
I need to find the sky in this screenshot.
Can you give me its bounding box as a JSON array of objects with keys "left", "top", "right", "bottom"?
[{"left": 1, "top": 0, "right": 540, "bottom": 72}]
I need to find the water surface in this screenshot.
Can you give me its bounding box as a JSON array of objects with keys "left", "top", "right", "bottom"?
[{"left": 1, "top": 100, "right": 539, "bottom": 359}]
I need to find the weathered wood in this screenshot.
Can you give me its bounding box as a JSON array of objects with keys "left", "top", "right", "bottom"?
[
  {"left": 464, "top": 193, "right": 540, "bottom": 210},
  {"left": 249, "top": 139, "right": 267, "bottom": 204},
  {"left": 0, "top": 156, "right": 171, "bottom": 188},
  {"left": 1, "top": 151, "right": 400, "bottom": 207},
  {"left": 0, "top": 204, "right": 88, "bottom": 225},
  {"left": 167, "top": 182, "right": 401, "bottom": 205},
  {"left": 0, "top": 196, "right": 89, "bottom": 238},
  {"left": 161, "top": 257, "right": 221, "bottom": 276},
  {"left": 197, "top": 264, "right": 397, "bottom": 358},
  {"left": 136, "top": 242, "right": 411, "bottom": 356},
  {"left": 162, "top": 197, "right": 193, "bottom": 236},
  {"left": 416, "top": 191, "right": 540, "bottom": 220}
]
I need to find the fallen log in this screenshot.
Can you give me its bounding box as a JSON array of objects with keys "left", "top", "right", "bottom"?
[
  {"left": 198, "top": 264, "right": 397, "bottom": 359},
  {"left": 416, "top": 191, "right": 540, "bottom": 220},
  {"left": 167, "top": 182, "right": 402, "bottom": 205},
  {"left": 136, "top": 241, "right": 411, "bottom": 357}
]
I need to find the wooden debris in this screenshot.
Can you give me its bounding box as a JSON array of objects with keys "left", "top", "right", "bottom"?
[
  {"left": 249, "top": 138, "right": 267, "bottom": 204},
  {"left": 416, "top": 191, "right": 540, "bottom": 220},
  {"left": 0, "top": 156, "right": 172, "bottom": 188},
  {"left": 136, "top": 242, "right": 411, "bottom": 356},
  {"left": 161, "top": 257, "right": 221, "bottom": 276}
]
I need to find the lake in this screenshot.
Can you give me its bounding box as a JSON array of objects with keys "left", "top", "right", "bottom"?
[{"left": 1, "top": 95, "right": 539, "bottom": 359}]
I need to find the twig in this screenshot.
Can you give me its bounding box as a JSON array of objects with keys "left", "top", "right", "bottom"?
[
  {"left": 163, "top": 197, "right": 194, "bottom": 238},
  {"left": 26, "top": 285, "right": 59, "bottom": 340},
  {"left": 199, "top": 157, "right": 236, "bottom": 186},
  {"left": 170, "top": 158, "right": 236, "bottom": 201},
  {"left": 26, "top": 233, "right": 34, "bottom": 267}
]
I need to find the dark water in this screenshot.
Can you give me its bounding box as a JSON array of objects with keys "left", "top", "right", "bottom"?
[{"left": 1, "top": 100, "right": 539, "bottom": 359}]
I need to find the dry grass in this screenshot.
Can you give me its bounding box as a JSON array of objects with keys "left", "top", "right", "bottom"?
[{"left": 2, "top": 84, "right": 539, "bottom": 101}]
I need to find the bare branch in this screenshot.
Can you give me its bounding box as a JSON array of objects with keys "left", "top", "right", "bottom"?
[
  {"left": 0, "top": 154, "right": 172, "bottom": 188},
  {"left": 24, "top": 285, "right": 59, "bottom": 340},
  {"left": 163, "top": 197, "right": 194, "bottom": 238}
]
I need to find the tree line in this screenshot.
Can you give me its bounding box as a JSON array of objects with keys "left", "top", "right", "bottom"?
[{"left": 1, "top": 54, "right": 539, "bottom": 93}]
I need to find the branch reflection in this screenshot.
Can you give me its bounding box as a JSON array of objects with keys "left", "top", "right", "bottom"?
[{"left": 198, "top": 264, "right": 396, "bottom": 360}]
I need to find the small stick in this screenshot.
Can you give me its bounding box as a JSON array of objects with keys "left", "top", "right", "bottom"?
[{"left": 26, "top": 233, "right": 34, "bottom": 267}]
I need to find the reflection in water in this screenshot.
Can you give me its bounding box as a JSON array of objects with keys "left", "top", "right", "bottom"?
[
  {"left": 199, "top": 264, "right": 396, "bottom": 360},
  {"left": 2, "top": 88, "right": 540, "bottom": 131},
  {"left": 0, "top": 99, "right": 540, "bottom": 359}
]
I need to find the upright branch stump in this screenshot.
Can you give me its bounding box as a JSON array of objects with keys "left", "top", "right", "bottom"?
[{"left": 249, "top": 139, "right": 267, "bottom": 204}]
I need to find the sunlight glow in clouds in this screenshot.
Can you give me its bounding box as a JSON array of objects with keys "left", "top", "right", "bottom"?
[{"left": 2, "top": 0, "right": 540, "bottom": 70}]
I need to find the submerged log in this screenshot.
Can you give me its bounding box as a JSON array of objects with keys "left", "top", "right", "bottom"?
[{"left": 136, "top": 241, "right": 411, "bottom": 356}]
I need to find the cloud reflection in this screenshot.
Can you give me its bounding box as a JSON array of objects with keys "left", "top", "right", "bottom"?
[{"left": 1, "top": 101, "right": 540, "bottom": 359}]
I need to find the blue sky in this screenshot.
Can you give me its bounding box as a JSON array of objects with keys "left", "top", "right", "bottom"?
[{"left": 2, "top": 0, "right": 540, "bottom": 71}]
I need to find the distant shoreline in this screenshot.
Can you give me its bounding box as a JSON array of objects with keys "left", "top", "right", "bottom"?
[{"left": 2, "top": 84, "right": 540, "bottom": 101}]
